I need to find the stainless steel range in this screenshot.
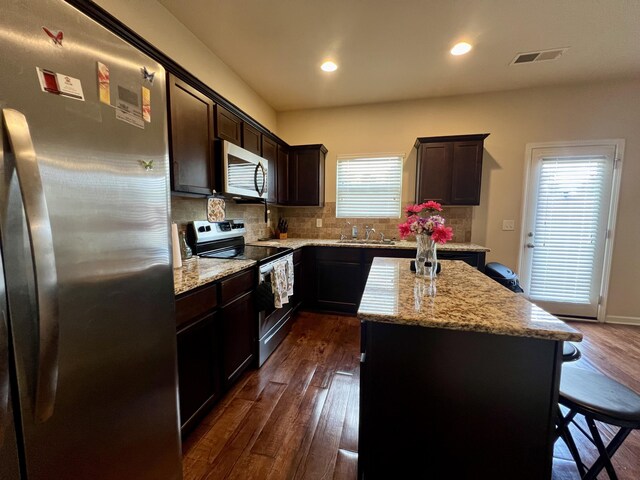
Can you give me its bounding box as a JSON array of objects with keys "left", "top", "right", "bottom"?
[{"left": 187, "top": 220, "right": 295, "bottom": 366}]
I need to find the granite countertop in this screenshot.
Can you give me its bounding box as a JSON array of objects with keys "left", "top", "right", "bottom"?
[
  {"left": 249, "top": 238, "right": 490, "bottom": 252},
  {"left": 173, "top": 257, "right": 256, "bottom": 296},
  {"left": 358, "top": 257, "right": 582, "bottom": 342}
]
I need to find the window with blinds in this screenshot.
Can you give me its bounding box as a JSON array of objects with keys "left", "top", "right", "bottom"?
[
  {"left": 529, "top": 156, "right": 608, "bottom": 304},
  {"left": 336, "top": 155, "right": 403, "bottom": 218}
]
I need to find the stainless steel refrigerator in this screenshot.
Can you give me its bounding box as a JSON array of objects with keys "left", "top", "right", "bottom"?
[{"left": 0, "top": 0, "right": 182, "bottom": 478}]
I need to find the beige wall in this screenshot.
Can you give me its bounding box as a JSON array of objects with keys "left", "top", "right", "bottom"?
[
  {"left": 277, "top": 79, "right": 640, "bottom": 321},
  {"left": 94, "top": 0, "right": 277, "bottom": 131}
]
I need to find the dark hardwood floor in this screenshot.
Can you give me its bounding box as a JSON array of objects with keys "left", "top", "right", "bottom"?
[{"left": 182, "top": 313, "right": 640, "bottom": 480}]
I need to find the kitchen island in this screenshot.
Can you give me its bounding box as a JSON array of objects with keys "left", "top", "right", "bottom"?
[{"left": 357, "top": 258, "right": 581, "bottom": 480}]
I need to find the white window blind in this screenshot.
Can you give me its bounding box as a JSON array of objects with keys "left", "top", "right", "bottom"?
[
  {"left": 359, "top": 263, "right": 400, "bottom": 315},
  {"left": 529, "top": 156, "right": 608, "bottom": 304},
  {"left": 336, "top": 155, "right": 403, "bottom": 218}
]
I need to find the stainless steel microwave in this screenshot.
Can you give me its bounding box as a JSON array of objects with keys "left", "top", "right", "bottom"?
[{"left": 222, "top": 140, "right": 268, "bottom": 200}]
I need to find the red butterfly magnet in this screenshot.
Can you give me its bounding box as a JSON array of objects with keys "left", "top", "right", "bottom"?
[{"left": 42, "top": 27, "right": 63, "bottom": 46}]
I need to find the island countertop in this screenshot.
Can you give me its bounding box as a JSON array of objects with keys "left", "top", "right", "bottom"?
[
  {"left": 358, "top": 257, "right": 582, "bottom": 342},
  {"left": 249, "top": 238, "right": 489, "bottom": 252},
  {"left": 173, "top": 257, "right": 256, "bottom": 296}
]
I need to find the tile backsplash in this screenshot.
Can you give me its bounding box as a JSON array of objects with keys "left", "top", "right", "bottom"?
[
  {"left": 171, "top": 197, "right": 472, "bottom": 243},
  {"left": 278, "top": 202, "right": 472, "bottom": 242},
  {"left": 171, "top": 195, "right": 277, "bottom": 242}
]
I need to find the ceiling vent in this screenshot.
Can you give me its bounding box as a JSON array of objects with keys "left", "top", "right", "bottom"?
[{"left": 510, "top": 47, "right": 569, "bottom": 65}]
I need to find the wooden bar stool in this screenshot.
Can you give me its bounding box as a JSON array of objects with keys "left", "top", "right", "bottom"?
[{"left": 556, "top": 364, "right": 640, "bottom": 480}]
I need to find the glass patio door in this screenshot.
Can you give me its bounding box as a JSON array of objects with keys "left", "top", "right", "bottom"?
[{"left": 520, "top": 144, "right": 616, "bottom": 319}]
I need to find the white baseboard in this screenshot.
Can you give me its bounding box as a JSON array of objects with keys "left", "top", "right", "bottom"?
[{"left": 605, "top": 315, "right": 640, "bottom": 326}]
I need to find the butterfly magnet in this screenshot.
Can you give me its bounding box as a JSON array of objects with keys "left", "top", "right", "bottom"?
[
  {"left": 141, "top": 66, "right": 156, "bottom": 85},
  {"left": 42, "top": 27, "right": 63, "bottom": 46}
]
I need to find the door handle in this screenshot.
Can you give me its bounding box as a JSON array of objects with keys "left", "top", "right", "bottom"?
[
  {"left": 0, "top": 296, "right": 9, "bottom": 447},
  {"left": 2, "top": 109, "right": 59, "bottom": 423},
  {"left": 254, "top": 162, "right": 266, "bottom": 197},
  {"left": 526, "top": 243, "right": 536, "bottom": 248}
]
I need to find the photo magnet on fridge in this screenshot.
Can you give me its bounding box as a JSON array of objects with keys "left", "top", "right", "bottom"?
[{"left": 97, "top": 62, "right": 110, "bottom": 105}]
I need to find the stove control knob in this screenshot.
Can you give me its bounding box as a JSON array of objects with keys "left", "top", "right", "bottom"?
[{"left": 198, "top": 226, "right": 206, "bottom": 232}]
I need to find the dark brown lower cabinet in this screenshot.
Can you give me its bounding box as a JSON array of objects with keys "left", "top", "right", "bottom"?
[
  {"left": 313, "top": 247, "right": 362, "bottom": 314},
  {"left": 221, "top": 290, "right": 256, "bottom": 388},
  {"left": 175, "top": 266, "right": 257, "bottom": 436},
  {"left": 176, "top": 312, "right": 221, "bottom": 434},
  {"left": 303, "top": 246, "right": 486, "bottom": 314},
  {"left": 359, "top": 321, "right": 562, "bottom": 479}
]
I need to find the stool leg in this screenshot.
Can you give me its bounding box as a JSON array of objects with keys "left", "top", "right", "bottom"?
[
  {"left": 583, "top": 424, "right": 632, "bottom": 480},
  {"left": 556, "top": 409, "right": 586, "bottom": 477}
]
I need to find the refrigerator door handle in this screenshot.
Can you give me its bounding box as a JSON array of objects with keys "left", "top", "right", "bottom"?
[
  {"left": 0, "top": 301, "right": 9, "bottom": 447},
  {"left": 2, "top": 109, "right": 59, "bottom": 423}
]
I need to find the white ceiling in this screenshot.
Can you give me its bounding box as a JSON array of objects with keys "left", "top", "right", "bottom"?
[{"left": 158, "top": 0, "right": 640, "bottom": 111}]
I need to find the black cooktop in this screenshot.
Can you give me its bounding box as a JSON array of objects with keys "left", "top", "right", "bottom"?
[{"left": 199, "top": 244, "right": 291, "bottom": 264}]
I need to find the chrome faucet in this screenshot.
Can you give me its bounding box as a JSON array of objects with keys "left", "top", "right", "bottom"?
[
  {"left": 340, "top": 221, "right": 351, "bottom": 241},
  {"left": 379, "top": 231, "right": 385, "bottom": 242},
  {"left": 365, "top": 225, "right": 375, "bottom": 241}
]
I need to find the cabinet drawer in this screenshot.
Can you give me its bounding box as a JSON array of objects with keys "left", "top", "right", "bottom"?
[
  {"left": 315, "top": 246, "right": 360, "bottom": 262},
  {"left": 175, "top": 283, "right": 218, "bottom": 328},
  {"left": 221, "top": 267, "right": 256, "bottom": 305},
  {"left": 362, "top": 248, "right": 414, "bottom": 264},
  {"left": 438, "top": 251, "right": 480, "bottom": 267},
  {"left": 293, "top": 248, "right": 303, "bottom": 264}
]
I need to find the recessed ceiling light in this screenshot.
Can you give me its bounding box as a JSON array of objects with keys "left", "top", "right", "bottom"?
[
  {"left": 321, "top": 61, "right": 338, "bottom": 72},
  {"left": 450, "top": 42, "right": 473, "bottom": 56}
]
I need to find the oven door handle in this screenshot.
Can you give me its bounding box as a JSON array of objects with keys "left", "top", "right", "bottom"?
[{"left": 259, "top": 267, "right": 274, "bottom": 283}]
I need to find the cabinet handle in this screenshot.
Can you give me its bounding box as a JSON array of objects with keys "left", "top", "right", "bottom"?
[{"left": 360, "top": 352, "right": 366, "bottom": 363}]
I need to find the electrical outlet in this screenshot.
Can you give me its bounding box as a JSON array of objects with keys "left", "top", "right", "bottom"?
[
  {"left": 502, "top": 220, "right": 515, "bottom": 231},
  {"left": 316, "top": 218, "right": 322, "bottom": 227}
]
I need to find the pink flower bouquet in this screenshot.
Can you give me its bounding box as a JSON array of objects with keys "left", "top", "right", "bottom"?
[{"left": 398, "top": 201, "right": 453, "bottom": 244}]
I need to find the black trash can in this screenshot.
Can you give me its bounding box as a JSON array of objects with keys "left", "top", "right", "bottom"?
[{"left": 484, "top": 262, "right": 524, "bottom": 293}]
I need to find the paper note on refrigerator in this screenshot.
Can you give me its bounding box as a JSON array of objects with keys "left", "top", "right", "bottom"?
[
  {"left": 141, "top": 86, "right": 151, "bottom": 122},
  {"left": 97, "top": 62, "right": 110, "bottom": 105},
  {"left": 115, "top": 85, "right": 144, "bottom": 129}
]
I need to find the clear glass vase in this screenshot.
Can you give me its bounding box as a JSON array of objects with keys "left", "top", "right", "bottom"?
[{"left": 415, "top": 234, "right": 437, "bottom": 280}]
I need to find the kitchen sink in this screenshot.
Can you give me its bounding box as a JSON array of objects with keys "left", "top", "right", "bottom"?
[{"left": 337, "top": 239, "right": 396, "bottom": 246}]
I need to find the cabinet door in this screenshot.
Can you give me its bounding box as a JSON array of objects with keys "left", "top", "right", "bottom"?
[
  {"left": 289, "top": 146, "right": 326, "bottom": 206},
  {"left": 168, "top": 75, "right": 215, "bottom": 195},
  {"left": 262, "top": 136, "right": 278, "bottom": 203},
  {"left": 451, "top": 141, "right": 483, "bottom": 205},
  {"left": 176, "top": 312, "right": 221, "bottom": 432},
  {"left": 416, "top": 142, "right": 452, "bottom": 204},
  {"left": 242, "top": 123, "right": 261, "bottom": 155},
  {"left": 315, "top": 248, "right": 362, "bottom": 313},
  {"left": 277, "top": 146, "right": 289, "bottom": 204},
  {"left": 294, "top": 149, "right": 319, "bottom": 205},
  {"left": 215, "top": 105, "right": 242, "bottom": 145},
  {"left": 220, "top": 290, "right": 256, "bottom": 388}
]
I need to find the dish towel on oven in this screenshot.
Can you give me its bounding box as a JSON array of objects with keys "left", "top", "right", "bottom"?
[
  {"left": 271, "top": 261, "right": 289, "bottom": 308},
  {"left": 285, "top": 255, "right": 294, "bottom": 296}
]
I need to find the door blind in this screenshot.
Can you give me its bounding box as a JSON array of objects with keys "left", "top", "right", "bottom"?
[
  {"left": 529, "top": 156, "right": 608, "bottom": 304},
  {"left": 336, "top": 155, "right": 403, "bottom": 218}
]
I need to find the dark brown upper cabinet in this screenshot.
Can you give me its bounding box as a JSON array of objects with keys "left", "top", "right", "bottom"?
[
  {"left": 415, "top": 134, "right": 489, "bottom": 206},
  {"left": 215, "top": 105, "right": 242, "bottom": 146},
  {"left": 277, "top": 145, "right": 289, "bottom": 205},
  {"left": 167, "top": 74, "right": 215, "bottom": 195},
  {"left": 283, "top": 145, "right": 327, "bottom": 206},
  {"left": 242, "top": 123, "right": 261, "bottom": 156},
  {"left": 261, "top": 135, "right": 278, "bottom": 204}
]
